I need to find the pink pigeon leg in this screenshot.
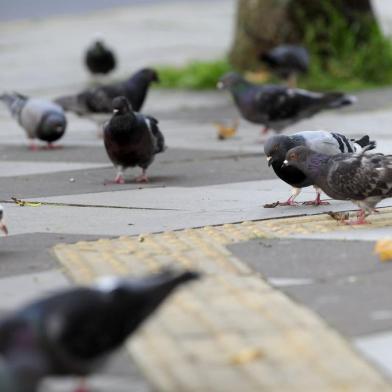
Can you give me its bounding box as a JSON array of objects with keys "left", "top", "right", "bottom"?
[
  {"left": 275, "top": 187, "right": 301, "bottom": 206},
  {"left": 29, "top": 141, "right": 38, "bottom": 151},
  {"left": 45, "top": 143, "right": 63, "bottom": 150},
  {"left": 74, "top": 378, "right": 89, "bottom": 392},
  {"left": 260, "top": 126, "right": 270, "bottom": 135},
  {"left": 113, "top": 167, "right": 125, "bottom": 184},
  {"left": 343, "top": 209, "right": 369, "bottom": 225},
  {"left": 135, "top": 169, "right": 149, "bottom": 183},
  {"left": 302, "top": 187, "right": 330, "bottom": 206}
]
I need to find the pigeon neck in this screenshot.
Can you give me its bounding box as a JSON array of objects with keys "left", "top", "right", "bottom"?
[{"left": 304, "top": 153, "right": 330, "bottom": 183}]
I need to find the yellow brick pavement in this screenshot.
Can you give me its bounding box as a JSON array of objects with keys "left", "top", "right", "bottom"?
[{"left": 53, "top": 209, "right": 392, "bottom": 391}]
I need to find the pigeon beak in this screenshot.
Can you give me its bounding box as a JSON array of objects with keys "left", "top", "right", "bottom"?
[
  {"left": 216, "top": 81, "right": 224, "bottom": 90},
  {"left": 281, "top": 160, "right": 289, "bottom": 168},
  {"left": 113, "top": 109, "right": 119, "bottom": 114},
  {"left": 267, "top": 156, "right": 272, "bottom": 167},
  {"left": 0, "top": 220, "right": 8, "bottom": 235}
]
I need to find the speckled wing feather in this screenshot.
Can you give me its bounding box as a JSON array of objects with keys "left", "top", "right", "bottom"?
[
  {"left": 327, "top": 153, "right": 392, "bottom": 200},
  {"left": 145, "top": 115, "right": 165, "bottom": 154}
]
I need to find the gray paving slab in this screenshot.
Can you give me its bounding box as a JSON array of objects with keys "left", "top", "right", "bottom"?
[
  {"left": 0, "top": 233, "right": 109, "bottom": 278},
  {"left": 228, "top": 238, "right": 385, "bottom": 283},
  {"left": 2, "top": 180, "right": 367, "bottom": 237},
  {"left": 355, "top": 332, "right": 392, "bottom": 380},
  {"left": 0, "top": 151, "right": 268, "bottom": 199},
  {"left": 229, "top": 238, "right": 392, "bottom": 337}
]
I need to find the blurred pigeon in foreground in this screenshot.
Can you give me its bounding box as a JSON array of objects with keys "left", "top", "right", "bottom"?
[
  {"left": 85, "top": 40, "right": 116, "bottom": 76},
  {"left": 217, "top": 72, "right": 355, "bottom": 135},
  {"left": 283, "top": 146, "right": 392, "bottom": 224},
  {"left": 260, "top": 45, "right": 309, "bottom": 87},
  {"left": 0, "top": 269, "right": 199, "bottom": 392},
  {"left": 0, "top": 93, "right": 67, "bottom": 150},
  {"left": 104, "top": 96, "right": 166, "bottom": 184},
  {"left": 55, "top": 68, "right": 159, "bottom": 117},
  {"left": 0, "top": 205, "right": 7, "bottom": 235},
  {"left": 264, "top": 131, "right": 375, "bottom": 206}
]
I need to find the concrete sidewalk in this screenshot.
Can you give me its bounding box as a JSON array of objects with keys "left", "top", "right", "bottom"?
[{"left": 2, "top": 0, "right": 392, "bottom": 391}]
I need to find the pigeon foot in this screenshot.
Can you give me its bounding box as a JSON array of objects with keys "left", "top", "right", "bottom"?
[
  {"left": 115, "top": 176, "right": 125, "bottom": 184},
  {"left": 29, "top": 143, "right": 38, "bottom": 151},
  {"left": 343, "top": 210, "right": 369, "bottom": 225},
  {"left": 74, "top": 378, "right": 89, "bottom": 392},
  {"left": 44, "top": 143, "right": 63, "bottom": 150},
  {"left": 260, "top": 126, "right": 270, "bottom": 135},
  {"left": 136, "top": 174, "right": 149, "bottom": 183}
]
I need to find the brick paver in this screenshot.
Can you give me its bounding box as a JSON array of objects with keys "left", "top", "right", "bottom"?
[{"left": 54, "top": 211, "right": 392, "bottom": 391}]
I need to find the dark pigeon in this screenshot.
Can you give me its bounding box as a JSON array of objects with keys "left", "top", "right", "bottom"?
[
  {"left": 260, "top": 45, "right": 309, "bottom": 86},
  {"left": 84, "top": 40, "right": 116, "bottom": 75},
  {"left": 0, "top": 92, "right": 67, "bottom": 150},
  {"left": 0, "top": 269, "right": 199, "bottom": 392},
  {"left": 0, "top": 205, "right": 7, "bottom": 235},
  {"left": 217, "top": 72, "right": 356, "bottom": 135},
  {"left": 283, "top": 146, "right": 392, "bottom": 224},
  {"left": 264, "top": 130, "right": 375, "bottom": 206},
  {"left": 55, "top": 68, "right": 159, "bottom": 116},
  {"left": 104, "top": 96, "right": 166, "bottom": 184}
]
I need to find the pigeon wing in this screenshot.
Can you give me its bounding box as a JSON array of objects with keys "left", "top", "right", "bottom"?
[{"left": 327, "top": 153, "right": 392, "bottom": 200}]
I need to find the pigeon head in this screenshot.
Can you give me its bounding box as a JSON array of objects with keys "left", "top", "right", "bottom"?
[
  {"left": 112, "top": 96, "right": 132, "bottom": 114},
  {"left": 38, "top": 112, "right": 67, "bottom": 143},
  {"left": 283, "top": 146, "right": 330, "bottom": 179},
  {"left": 264, "top": 135, "right": 295, "bottom": 167},
  {"left": 97, "top": 269, "right": 199, "bottom": 335},
  {"left": 0, "top": 205, "right": 7, "bottom": 235},
  {"left": 135, "top": 68, "right": 160, "bottom": 83},
  {"left": 217, "top": 72, "right": 244, "bottom": 90},
  {"left": 92, "top": 40, "right": 107, "bottom": 52}
]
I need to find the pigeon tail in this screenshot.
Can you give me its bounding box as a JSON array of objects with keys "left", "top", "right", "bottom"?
[
  {"left": 0, "top": 92, "right": 27, "bottom": 118},
  {"left": 323, "top": 92, "right": 356, "bottom": 109},
  {"left": 259, "top": 52, "right": 278, "bottom": 67},
  {"left": 54, "top": 95, "right": 84, "bottom": 115},
  {"left": 353, "top": 135, "right": 376, "bottom": 151}
]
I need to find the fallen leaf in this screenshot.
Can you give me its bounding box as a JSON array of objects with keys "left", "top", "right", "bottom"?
[{"left": 230, "top": 348, "right": 263, "bottom": 365}]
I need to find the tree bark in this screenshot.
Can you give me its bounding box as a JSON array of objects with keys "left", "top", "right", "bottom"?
[{"left": 229, "top": 0, "right": 375, "bottom": 71}]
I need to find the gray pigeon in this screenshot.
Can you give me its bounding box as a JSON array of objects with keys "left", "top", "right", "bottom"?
[
  {"left": 0, "top": 205, "right": 7, "bottom": 235},
  {"left": 0, "top": 93, "right": 67, "bottom": 150},
  {"left": 0, "top": 269, "right": 199, "bottom": 392},
  {"left": 282, "top": 146, "right": 392, "bottom": 224},
  {"left": 55, "top": 68, "right": 159, "bottom": 116},
  {"left": 264, "top": 131, "right": 375, "bottom": 206},
  {"left": 104, "top": 96, "right": 166, "bottom": 184},
  {"left": 217, "top": 72, "right": 356, "bottom": 135},
  {"left": 260, "top": 45, "right": 310, "bottom": 87}
]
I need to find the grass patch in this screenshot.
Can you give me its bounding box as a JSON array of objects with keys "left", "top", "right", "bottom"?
[
  {"left": 156, "top": 4, "right": 392, "bottom": 92},
  {"left": 156, "top": 59, "right": 231, "bottom": 90}
]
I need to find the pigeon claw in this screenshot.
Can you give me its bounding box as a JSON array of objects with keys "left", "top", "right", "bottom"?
[
  {"left": 114, "top": 176, "right": 125, "bottom": 184},
  {"left": 135, "top": 174, "right": 149, "bottom": 183},
  {"left": 342, "top": 210, "right": 369, "bottom": 225}
]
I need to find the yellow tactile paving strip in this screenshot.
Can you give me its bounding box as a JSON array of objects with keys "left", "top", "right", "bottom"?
[{"left": 53, "top": 209, "right": 392, "bottom": 392}]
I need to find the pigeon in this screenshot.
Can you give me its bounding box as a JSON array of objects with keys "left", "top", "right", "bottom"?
[
  {"left": 84, "top": 40, "right": 116, "bottom": 76},
  {"left": 0, "top": 205, "right": 7, "bottom": 235},
  {"left": 264, "top": 131, "right": 376, "bottom": 206},
  {"left": 282, "top": 146, "right": 392, "bottom": 224},
  {"left": 0, "top": 269, "right": 199, "bottom": 392},
  {"left": 55, "top": 68, "right": 159, "bottom": 117},
  {"left": 259, "top": 45, "right": 310, "bottom": 87},
  {"left": 103, "top": 96, "right": 166, "bottom": 184},
  {"left": 217, "top": 72, "right": 356, "bottom": 135},
  {"left": 0, "top": 93, "right": 67, "bottom": 150}
]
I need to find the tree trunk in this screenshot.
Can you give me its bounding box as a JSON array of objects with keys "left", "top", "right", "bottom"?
[{"left": 229, "top": 0, "right": 375, "bottom": 71}]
